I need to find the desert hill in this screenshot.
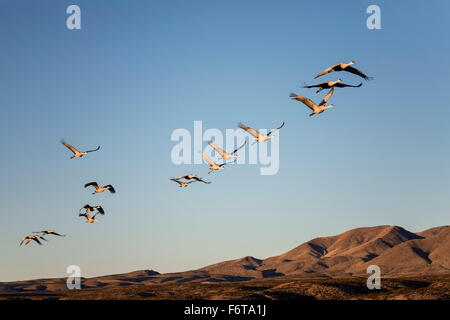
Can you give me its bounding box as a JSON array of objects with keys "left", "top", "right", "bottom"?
[
  {"left": 1, "top": 225, "right": 449, "bottom": 299},
  {"left": 198, "top": 225, "right": 450, "bottom": 279}
]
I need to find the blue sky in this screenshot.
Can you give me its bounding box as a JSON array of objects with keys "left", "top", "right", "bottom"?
[{"left": 0, "top": 0, "right": 449, "bottom": 281}]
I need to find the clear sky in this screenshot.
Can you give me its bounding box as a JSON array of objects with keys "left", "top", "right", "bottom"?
[{"left": 1, "top": 0, "right": 449, "bottom": 281}]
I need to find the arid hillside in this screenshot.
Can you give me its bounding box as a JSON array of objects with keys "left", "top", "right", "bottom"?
[{"left": 1, "top": 225, "right": 449, "bottom": 300}]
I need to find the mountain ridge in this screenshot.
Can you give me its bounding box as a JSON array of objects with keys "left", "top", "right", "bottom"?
[{"left": 1, "top": 225, "right": 449, "bottom": 295}]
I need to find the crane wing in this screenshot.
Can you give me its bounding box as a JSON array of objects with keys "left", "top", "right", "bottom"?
[
  {"left": 268, "top": 122, "right": 285, "bottom": 136},
  {"left": 219, "top": 159, "right": 237, "bottom": 167},
  {"left": 314, "top": 64, "right": 338, "bottom": 79},
  {"left": 343, "top": 66, "right": 372, "bottom": 80},
  {"left": 232, "top": 140, "right": 246, "bottom": 154},
  {"left": 84, "top": 182, "right": 99, "bottom": 189},
  {"left": 238, "top": 123, "right": 260, "bottom": 138},
  {"left": 61, "top": 140, "right": 79, "bottom": 155},
  {"left": 334, "top": 82, "right": 363, "bottom": 88},
  {"left": 319, "top": 87, "right": 335, "bottom": 106},
  {"left": 83, "top": 204, "right": 94, "bottom": 211},
  {"left": 199, "top": 152, "right": 216, "bottom": 166},
  {"left": 95, "top": 206, "right": 105, "bottom": 215},
  {"left": 173, "top": 175, "right": 188, "bottom": 180},
  {"left": 208, "top": 141, "right": 226, "bottom": 158},
  {"left": 85, "top": 146, "right": 100, "bottom": 153},
  {"left": 192, "top": 176, "right": 211, "bottom": 184},
  {"left": 302, "top": 81, "right": 329, "bottom": 89},
  {"left": 171, "top": 179, "right": 183, "bottom": 186},
  {"left": 290, "top": 93, "right": 317, "bottom": 111}
]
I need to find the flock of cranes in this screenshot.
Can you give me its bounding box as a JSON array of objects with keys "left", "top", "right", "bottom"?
[
  {"left": 20, "top": 140, "right": 114, "bottom": 245},
  {"left": 291, "top": 61, "right": 371, "bottom": 116},
  {"left": 170, "top": 121, "right": 285, "bottom": 186},
  {"left": 79, "top": 205, "right": 105, "bottom": 223},
  {"left": 20, "top": 60, "right": 372, "bottom": 244},
  {"left": 19, "top": 231, "right": 65, "bottom": 246},
  {"left": 171, "top": 61, "right": 371, "bottom": 187},
  {"left": 66, "top": 142, "right": 116, "bottom": 225}
]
